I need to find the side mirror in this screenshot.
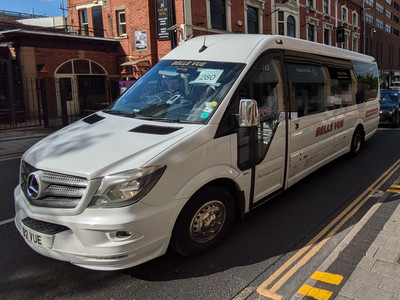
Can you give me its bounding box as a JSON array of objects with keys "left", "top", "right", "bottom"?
[{"left": 239, "top": 99, "right": 260, "bottom": 127}]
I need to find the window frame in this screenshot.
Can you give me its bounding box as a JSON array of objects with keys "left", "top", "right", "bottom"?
[
  {"left": 307, "top": 24, "right": 315, "bottom": 41},
  {"left": 78, "top": 9, "right": 89, "bottom": 36},
  {"left": 376, "top": 18, "right": 384, "bottom": 29},
  {"left": 210, "top": 0, "right": 227, "bottom": 30},
  {"left": 342, "top": 7, "right": 348, "bottom": 22},
  {"left": 323, "top": 0, "right": 330, "bottom": 14},
  {"left": 376, "top": 2, "right": 384, "bottom": 14},
  {"left": 352, "top": 12, "right": 358, "bottom": 26},
  {"left": 247, "top": 5, "right": 259, "bottom": 34},
  {"left": 117, "top": 10, "right": 127, "bottom": 36}
]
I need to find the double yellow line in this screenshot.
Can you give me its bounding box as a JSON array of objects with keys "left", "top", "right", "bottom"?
[
  {"left": 256, "top": 158, "right": 400, "bottom": 300},
  {"left": 387, "top": 184, "right": 400, "bottom": 194}
]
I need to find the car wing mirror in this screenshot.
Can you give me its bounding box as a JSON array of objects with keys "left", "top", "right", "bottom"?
[{"left": 239, "top": 99, "right": 260, "bottom": 127}]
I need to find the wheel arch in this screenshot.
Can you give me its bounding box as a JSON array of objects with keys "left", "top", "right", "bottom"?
[{"left": 198, "top": 178, "right": 246, "bottom": 220}]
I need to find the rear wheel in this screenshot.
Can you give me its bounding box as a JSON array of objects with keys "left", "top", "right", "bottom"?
[
  {"left": 170, "top": 186, "right": 235, "bottom": 257},
  {"left": 350, "top": 127, "right": 364, "bottom": 155}
]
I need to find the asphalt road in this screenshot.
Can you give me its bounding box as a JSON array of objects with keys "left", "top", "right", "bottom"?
[{"left": 1, "top": 127, "right": 399, "bottom": 300}]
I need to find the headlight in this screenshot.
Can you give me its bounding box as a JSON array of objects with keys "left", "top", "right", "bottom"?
[
  {"left": 89, "top": 165, "right": 166, "bottom": 208},
  {"left": 389, "top": 108, "right": 396, "bottom": 115}
]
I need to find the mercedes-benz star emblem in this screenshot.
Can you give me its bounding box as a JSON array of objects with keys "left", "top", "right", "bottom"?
[{"left": 27, "top": 173, "right": 41, "bottom": 199}]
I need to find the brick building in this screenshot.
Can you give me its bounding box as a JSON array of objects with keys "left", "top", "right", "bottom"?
[
  {"left": 66, "top": 0, "right": 363, "bottom": 79},
  {"left": 0, "top": 23, "right": 120, "bottom": 128},
  {"left": 360, "top": 0, "right": 400, "bottom": 86}
]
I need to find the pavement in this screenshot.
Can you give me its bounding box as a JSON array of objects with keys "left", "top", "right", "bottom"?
[
  {"left": 1, "top": 126, "right": 400, "bottom": 300},
  {"left": 0, "top": 126, "right": 56, "bottom": 158}
]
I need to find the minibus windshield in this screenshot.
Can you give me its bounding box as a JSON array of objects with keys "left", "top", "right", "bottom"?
[{"left": 107, "top": 60, "right": 245, "bottom": 123}]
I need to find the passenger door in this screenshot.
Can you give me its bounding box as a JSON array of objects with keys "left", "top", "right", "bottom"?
[{"left": 235, "top": 53, "right": 287, "bottom": 207}]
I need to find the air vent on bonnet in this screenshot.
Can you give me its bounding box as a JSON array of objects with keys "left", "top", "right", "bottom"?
[
  {"left": 82, "top": 114, "right": 105, "bottom": 124},
  {"left": 129, "top": 125, "right": 183, "bottom": 135}
]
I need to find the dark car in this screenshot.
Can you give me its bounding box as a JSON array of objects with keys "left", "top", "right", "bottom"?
[{"left": 379, "top": 90, "right": 400, "bottom": 127}]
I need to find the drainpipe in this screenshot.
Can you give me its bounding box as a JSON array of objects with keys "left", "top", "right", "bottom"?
[{"left": 335, "top": 0, "right": 338, "bottom": 48}]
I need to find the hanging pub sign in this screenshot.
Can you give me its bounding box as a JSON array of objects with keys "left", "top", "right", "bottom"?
[
  {"left": 157, "top": 0, "right": 171, "bottom": 41},
  {"left": 336, "top": 26, "right": 345, "bottom": 43}
]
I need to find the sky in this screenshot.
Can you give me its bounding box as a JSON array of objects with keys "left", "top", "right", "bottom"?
[{"left": 1, "top": 0, "right": 67, "bottom": 17}]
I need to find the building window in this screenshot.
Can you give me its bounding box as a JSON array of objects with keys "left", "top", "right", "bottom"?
[
  {"left": 211, "top": 0, "right": 226, "bottom": 30},
  {"left": 278, "top": 11, "right": 284, "bottom": 35},
  {"left": 386, "top": 9, "right": 392, "bottom": 19},
  {"left": 352, "top": 12, "right": 358, "bottom": 25},
  {"left": 117, "top": 10, "right": 126, "bottom": 35},
  {"left": 394, "top": 28, "right": 399, "bottom": 36},
  {"left": 376, "top": 2, "right": 384, "bottom": 13},
  {"left": 247, "top": 6, "right": 259, "bottom": 34},
  {"left": 307, "top": 24, "right": 314, "bottom": 41},
  {"left": 376, "top": 18, "right": 384, "bottom": 29},
  {"left": 352, "top": 37, "right": 358, "bottom": 52},
  {"left": 365, "top": 12, "right": 374, "bottom": 24},
  {"left": 343, "top": 34, "right": 348, "bottom": 49},
  {"left": 386, "top": 0, "right": 392, "bottom": 3},
  {"left": 365, "top": 0, "right": 374, "bottom": 6},
  {"left": 395, "top": 15, "right": 400, "bottom": 23},
  {"left": 342, "top": 7, "right": 348, "bottom": 22},
  {"left": 324, "top": 28, "right": 330, "bottom": 45},
  {"left": 395, "top": 2, "right": 400, "bottom": 11},
  {"left": 386, "top": 23, "right": 392, "bottom": 32},
  {"left": 287, "top": 15, "right": 295, "bottom": 37},
  {"left": 79, "top": 9, "right": 89, "bottom": 36},
  {"left": 307, "top": 0, "right": 314, "bottom": 8},
  {"left": 323, "top": 0, "right": 330, "bottom": 14}
]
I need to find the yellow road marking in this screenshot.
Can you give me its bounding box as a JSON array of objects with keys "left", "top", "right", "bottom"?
[
  {"left": 297, "top": 284, "right": 332, "bottom": 300},
  {"left": 311, "top": 271, "right": 343, "bottom": 285},
  {"left": 256, "top": 158, "right": 400, "bottom": 298},
  {"left": 387, "top": 184, "right": 400, "bottom": 194},
  {"left": 387, "top": 189, "right": 400, "bottom": 194}
]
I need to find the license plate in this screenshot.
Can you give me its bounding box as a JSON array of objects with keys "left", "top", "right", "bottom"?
[{"left": 21, "top": 224, "right": 54, "bottom": 249}]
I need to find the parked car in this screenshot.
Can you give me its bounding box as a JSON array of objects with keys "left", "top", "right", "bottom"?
[
  {"left": 380, "top": 90, "right": 400, "bottom": 126},
  {"left": 389, "top": 81, "right": 400, "bottom": 90}
]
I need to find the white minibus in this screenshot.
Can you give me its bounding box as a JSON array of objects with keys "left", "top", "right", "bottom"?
[{"left": 14, "top": 34, "right": 379, "bottom": 270}]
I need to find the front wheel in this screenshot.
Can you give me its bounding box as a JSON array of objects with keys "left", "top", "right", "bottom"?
[
  {"left": 350, "top": 127, "right": 364, "bottom": 156},
  {"left": 395, "top": 112, "right": 400, "bottom": 127},
  {"left": 170, "top": 186, "right": 235, "bottom": 257}
]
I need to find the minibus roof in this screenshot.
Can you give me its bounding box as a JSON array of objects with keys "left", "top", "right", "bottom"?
[{"left": 163, "top": 34, "right": 375, "bottom": 65}]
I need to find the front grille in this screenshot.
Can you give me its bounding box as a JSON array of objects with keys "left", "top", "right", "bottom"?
[
  {"left": 22, "top": 217, "right": 69, "bottom": 235},
  {"left": 21, "top": 161, "right": 88, "bottom": 209}
]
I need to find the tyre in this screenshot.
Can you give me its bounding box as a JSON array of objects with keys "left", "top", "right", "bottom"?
[
  {"left": 350, "top": 127, "right": 364, "bottom": 155},
  {"left": 395, "top": 112, "right": 400, "bottom": 127},
  {"left": 170, "top": 186, "right": 235, "bottom": 257}
]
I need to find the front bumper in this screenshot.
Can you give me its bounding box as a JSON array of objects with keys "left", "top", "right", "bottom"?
[{"left": 14, "top": 185, "right": 184, "bottom": 271}]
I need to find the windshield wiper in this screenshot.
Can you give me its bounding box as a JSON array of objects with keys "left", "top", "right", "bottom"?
[
  {"left": 103, "top": 109, "right": 136, "bottom": 117},
  {"left": 134, "top": 115, "right": 181, "bottom": 122},
  {"left": 134, "top": 115, "right": 199, "bottom": 124}
]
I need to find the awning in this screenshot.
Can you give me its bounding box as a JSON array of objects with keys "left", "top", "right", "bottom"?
[{"left": 120, "top": 59, "right": 150, "bottom": 66}]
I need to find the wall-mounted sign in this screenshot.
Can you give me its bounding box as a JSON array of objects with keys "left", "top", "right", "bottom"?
[
  {"left": 135, "top": 31, "right": 148, "bottom": 51},
  {"left": 156, "top": 0, "right": 171, "bottom": 41}
]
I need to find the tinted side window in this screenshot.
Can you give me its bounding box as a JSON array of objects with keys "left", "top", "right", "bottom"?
[
  {"left": 351, "top": 61, "right": 379, "bottom": 103},
  {"left": 287, "top": 63, "right": 326, "bottom": 117},
  {"left": 327, "top": 68, "right": 354, "bottom": 109}
]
